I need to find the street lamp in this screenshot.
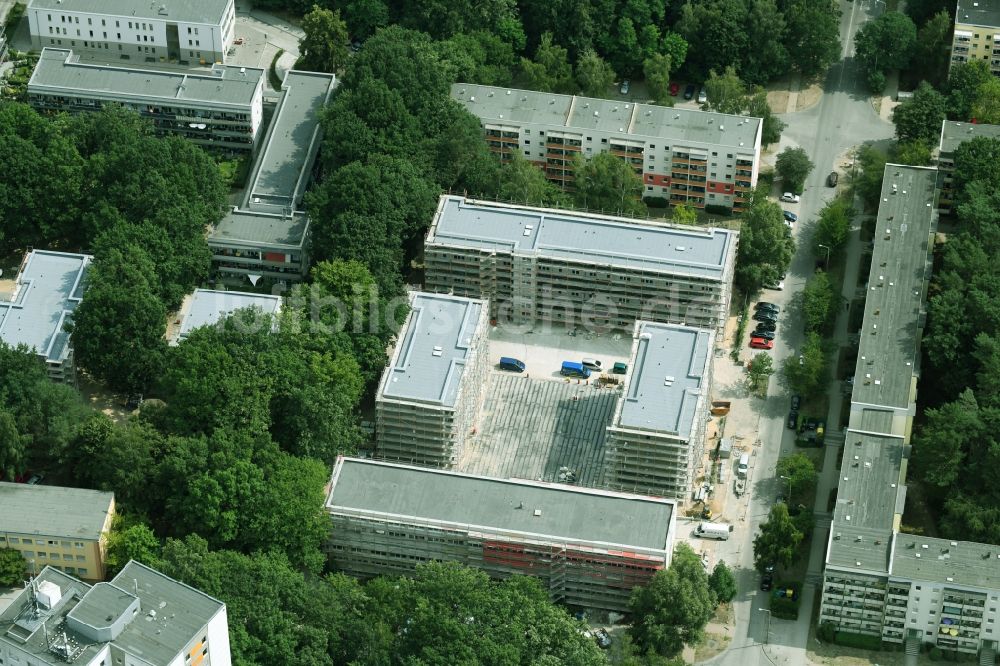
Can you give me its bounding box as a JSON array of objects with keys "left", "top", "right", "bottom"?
[
  {"left": 817, "top": 243, "right": 831, "bottom": 270},
  {"left": 758, "top": 608, "right": 772, "bottom": 644},
  {"left": 780, "top": 474, "right": 793, "bottom": 503}
]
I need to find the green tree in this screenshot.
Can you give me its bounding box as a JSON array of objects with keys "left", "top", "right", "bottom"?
[
  {"left": 910, "top": 10, "right": 952, "bottom": 86},
  {"left": 783, "top": 331, "right": 828, "bottom": 397},
  {"left": 0, "top": 548, "right": 26, "bottom": 585},
  {"left": 913, "top": 389, "right": 982, "bottom": 489},
  {"left": 672, "top": 203, "right": 698, "bottom": 225},
  {"left": 747, "top": 352, "right": 775, "bottom": 392},
  {"left": 905, "top": 0, "right": 952, "bottom": 26},
  {"left": 708, "top": 561, "right": 737, "bottom": 604},
  {"left": 852, "top": 144, "right": 888, "bottom": 210},
  {"left": 745, "top": 86, "right": 786, "bottom": 146},
  {"left": 495, "top": 151, "right": 570, "bottom": 207},
  {"left": 972, "top": 77, "right": 1000, "bottom": 124},
  {"left": 643, "top": 52, "right": 674, "bottom": 105},
  {"left": 0, "top": 408, "right": 24, "bottom": 480},
  {"left": 855, "top": 11, "right": 917, "bottom": 75},
  {"left": 297, "top": 5, "right": 350, "bottom": 73},
  {"left": 813, "top": 198, "right": 852, "bottom": 257},
  {"left": 801, "top": 270, "right": 836, "bottom": 333},
  {"left": 893, "top": 139, "right": 933, "bottom": 166},
  {"left": 784, "top": 0, "right": 842, "bottom": 77},
  {"left": 734, "top": 197, "right": 794, "bottom": 293},
  {"left": 575, "top": 48, "right": 616, "bottom": 97},
  {"left": 775, "top": 146, "right": 814, "bottom": 193},
  {"left": 518, "top": 32, "right": 575, "bottom": 93},
  {"left": 660, "top": 32, "right": 689, "bottom": 74},
  {"left": 776, "top": 453, "right": 818, "bottom": 505},
  {"left": 753, "top": 502, "right": 804, "bottom": 572},
  {"left": 892, "top": 81, "right": 947, "bottom": 145},
  {"left": 435, "top": 31, "right": 516, "bottom": 86},
  {"left": 704, "top": 66, "right": 745, "bottom": 114},
  {"left": 674, "top": 0, "right": 748, "bottom": 81},
  {"left": 741, "top": 0, "right": 789, "bottom": 84},
  {"left": 69, "top": 245, "right": 167, "bottom": 393},
  {"left": 951, "top": 136, "right": 1000, "bottom": 205},
  {"left": 340, "top": 0, "right": 389, "bottom": 40},
  {"left": 630, "top": 543, "right": 717, "bottom": 657},
  {"left": 105, "top": 521, "right": 162, "bottom": 576},
  {"left": 946, "top": 60, "right": 992, "bottom": 120},
  {"left": 573, "top": 151, "right": 646, "bottom": 216}
]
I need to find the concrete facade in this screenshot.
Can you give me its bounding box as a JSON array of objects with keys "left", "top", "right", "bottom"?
[
  {"left": 453, "top": 83, "right": 762, "bottom": 212},
  {"left": 324, "top": 457, "right": 676, "bottom": 612},
  {"left": 0, "top": 561, "right": 231, "bottom": 666},
  {"left": 0, "top": 483, "right": 114, "bottom": 582},
  {"left": 28, "top": 47, "right": 264, "bottom": 152},
  {"left": 375, "top": 292, "right": 490, "bottom": 467},
  {"left": 424, "top": 195, "right": 738, "bottom": 333},
  {"left": 605, "top": 321, "right": 715, "bottom": 499},
  {"left": 207, "top": 69, "right": 335, "bottom": 287},
  {"left": 949, "top": 0, "right": 1000, "bottom": 76},
  {"left": 0, "top": 250, "right": 91, "bottom": 382},
  {"left": 26, "top": 0, "right": 235, "bottom": 65}
]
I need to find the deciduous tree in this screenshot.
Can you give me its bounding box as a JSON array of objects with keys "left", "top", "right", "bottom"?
[
  {"left": 775, "top": 146, "right": 814, "bottom": 193},
  {"left": 709, "top": 561, "right": 737, "bottom": 604},
  {"left": 0, "top": 548, "right": 26, "bottom": 586},
  {"left": 495, "top": 151, "right": 570, "bottom": 207},
  {"left": 753, "top": 503, "right": 804, "bottom": 572},
  {"left": 801, "top": 270, "right": 836, "bottom": 333},
  {"left": 784, "top": 0, "right": 841, "bottom": 77},
  {"left": 776, "top": 453, "right": 818, "bottom": 505},
  {"left": 704, "top": 66, "right": 745, "bottom": 114},
  {"left": 855, "top": 11, "right": 917, "bottom": 75},
  {"left": 946, "top": 60, "right": 992, "bottom": 120},
  {"left": 734, "top": 198, "right": 794, "bottom": 293},
  {"left": 518, "top": 32, "right": 575, "bottom": 93},
  {"left": 643, "top": 52, "right": 674, "bottom": 105},
  {"left": 971, "top": 77, "right": 1000, "bottom": 124},
  {"left": 575, "top": 48, "right": 616, "bottom": 97},
  {"left": 783, "top": 331, "right": 828, "bottom": 397},
  {"left": 813, "top": 198, "right": 852, "bottom": 256},
  {"left": 892, "top": 81, "right": 947, "bottom": 145},
  {"left": 297, "top": 5, "right": 350, "bottom": 74},
  {"left": 573, "top": 151, "right": 646, "bottom": 216}
]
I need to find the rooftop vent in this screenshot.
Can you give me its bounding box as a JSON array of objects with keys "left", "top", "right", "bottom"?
[
  {"left": 470, "top": 96, "right": 475, "bottom": 102},
  {"left": 947, "top": 577, "right": 954, "bottom": 582},
  {"left": 922, "top": 544, "right": 929, "bottom": 549},
  {"left": 676, "top": 246, "right": 686, "bottom": 251},
  {"left": 916, "top": 553, "right": 921, "bottom": 558},
  {"left": 594, "top": 111, "right": 599, "bottom": 117},
  {"left": 951, "top": 541, "right": 958, "bottom": 546},
  {"left": 432, "top": 346, "right": 443, "bottom": 357},
  {"left": 533, "top": 509, "right": 542, "bottom": 517}
]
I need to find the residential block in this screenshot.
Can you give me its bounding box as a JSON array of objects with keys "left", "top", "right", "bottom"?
[{"left": 949, "top": 0, "right": 1000, "bottom": 75}]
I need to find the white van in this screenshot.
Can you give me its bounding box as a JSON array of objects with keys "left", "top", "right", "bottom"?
[
  {"left": 737, "top": 453, "right": 749, "bottom": 478},
  {"left": 695, "top": 522, "right": 732, "bottom": 540}
]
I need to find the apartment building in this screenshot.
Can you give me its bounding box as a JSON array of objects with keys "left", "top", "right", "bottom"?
[
  {"left": 452, "top": 83, "right": 762, "bottom": 212},
  {"left": 169, "top": 288, "right": 282, "bottom": 344},
  {"left": 375, "top": 292, "right": 490, "bottom": 466},
  {"left": 424, "top": 195, "right": 738, "bottom": 332},
  {"left": 28, "top": 47, "right": 264, "bottom": 152},
  {"left": 605, "top": 321, "right": 715, "bottom": 499},
  {"left": 325, "top": 456, "right": 676, "bottom": 612},
  {"left": 0, "top": 561, "right": 232, "bottom": 666},
  {"left": 949, "top": 0, "right": 1000, "bottom": 76},
  {"left": 0, "top": 250, "right": 91, "bottom": 382},
  {"left": 27, "top": 0, "right": 236, "bottom": 65},
  {"left": 936, "top": 120, "right": 1000, "bottom": 214},
  {"left": 208, "top": 69, "right": 336, "bottom": 286},
  {"left": 0, "top": 482, "right": 114, "bottom": 582}
]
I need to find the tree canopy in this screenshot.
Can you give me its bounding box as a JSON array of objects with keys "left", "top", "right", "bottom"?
[
  {"left": 573, "top": 151, "right": 646, "bottom": 216},
  {"left": 734, "top": 194, "right": 795, "bottom": 293},
  {"left": 892, "top": 81, "right": 946, "bottom": 145},
  {"left": 775, "top": 146, "right": 814, "bottom": 194},
  {"left": 753, "top": 503, "right": 804, "bottom": 573},
  {"left": 297, "top": 5, "right": 350, "bottom": 74}
]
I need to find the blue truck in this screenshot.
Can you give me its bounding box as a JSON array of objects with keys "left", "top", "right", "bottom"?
[{"left": 560, "top": 361, "right": 591, "bottom": 378}]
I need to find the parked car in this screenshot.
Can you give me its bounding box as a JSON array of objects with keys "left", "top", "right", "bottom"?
[
  {"left": 26, "top": 473, "right": 44, "bottom": 485},
  {"left": 697, "top": 87, "right": 707, "bottom": 104},
  {"left": 780, "top": 192, "right": 801, "bottom": 203},
  {"left": 782, "top": 210, "right": 798, "bottom": 223},
  {"left": 498, "top": 357, "right": 526, "bottom": 372},
  {"left": 581, "top": 358, "right": 603, "bottom": 371},
  {"left": 827, "top": 171, "right": 839, "bottom": 187},
  {"left": 764, "top": 278, "right": 785, "bottom": 291},
  {"left": 753, "top": 329, "right": 775, "bottom": 341},
  {"left": 787, "top": 411, "right": 799, "bottom": 430},
  {"left": 791, "top": 394, "right": 802, "bottom": 411},
  {"left": 754, "top": 320, "right": 776, "bottom": 332},
  {"left": 760, "top": 574, "right": 774, "bottom": 591},
  {"left": 683, "top": 83, "right": 696, "bottom": 99},
  {"left": 593, "top": 628, "right": 612, "bottom": 649},
  {"left": 755, "top": 301, "right": 779, "bottom": 312},
  {"left": 749, "top": 336, "right": 774, "bottom": 350},
  {"left": 619, "top": 80, "right": 630, "bottom": 95},
  {"left": 669, "top": 81, "right": 680, "bottom": 96},
  {"left": 753, "top": 310, "right": 778, "bottom": 323}
]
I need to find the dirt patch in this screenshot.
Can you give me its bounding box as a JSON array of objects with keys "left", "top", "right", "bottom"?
[
  {"left": 795, "top": 83, "right": 823, "bottom": 112},
  {"left": 77, "top": 374, "right": 130, "bottom": 423},
  {"left": 693, "top": 632, "right": 732, "bottom": 661},
  {"left": 767, "top": 90, "right": 790, "bottom": 114}
]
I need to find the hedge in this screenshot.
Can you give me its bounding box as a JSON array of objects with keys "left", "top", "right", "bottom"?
[{"left": 833, "top": 630, "right": 882, "bottom": 650}]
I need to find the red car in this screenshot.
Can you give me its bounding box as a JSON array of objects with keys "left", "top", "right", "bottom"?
[
  {"left": 669, "top": 81, "right": 680, "bottom": 96},
  {"left": 749, "top": 337, "right": 774, "bottom": 350}
]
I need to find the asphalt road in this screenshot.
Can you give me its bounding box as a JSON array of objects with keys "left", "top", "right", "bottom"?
[{"left": 702, "top": 1, "right": 895, "bottom": 664}]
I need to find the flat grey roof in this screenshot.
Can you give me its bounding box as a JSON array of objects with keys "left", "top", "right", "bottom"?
[
  {"left": 28, "top": 48, "right": 262, "bottom": 110},
  {"left": 0, "top": 250, "right": 90, "bottom": 365},
  {"left": 938, "top": 120, "right": 1000, "bottom": 155},
  {"left": 428, "top": 195, "right": 736, "bottom": 280},
  {"left": 377, "top": 292, "right": 486, "bottom": 408},
  {"left": 452, "top": 83, "right": 761, "bottom": 151},
  {"left": 955, "top": 0, "right": 1000, "bottom": 28},
  {"left": 326, "top": 457, "right": 675, "bottom": 553},
  {"left": 68, "top": 582, "right": 135, "bottom": 628},
  {"left": 826, "top": 431, "right": 906, "bottom": 573},
  {"left": 615, "top": 322, "right": 712, "bottom": 437},
  {"left": 27, "top": 0, "right": 231, "bottom": 25},
  {"left": 891, "top": 534, "right": 1000, "bottom": 589},
  {"left": 245, "top": 70, "right": 334, "bottom": 210},
  {"left": 176, "top": 289, "right": 281, "bottom": 341},
  {"left": 107, "top": 561, "right": 225, "bottom": 664},
  {"left": 208, "top": 207, "right": 308, "bottom": 249},
  {"left": 0, "top": 482, "right": 113, "bottom": 540},
  {"left": 850, "top": 165, "right": 935, "bottom": 411}
]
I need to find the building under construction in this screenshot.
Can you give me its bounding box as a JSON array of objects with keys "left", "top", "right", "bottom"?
[{"left": 324, "top": 457, "right": 676, "bottom": 612}]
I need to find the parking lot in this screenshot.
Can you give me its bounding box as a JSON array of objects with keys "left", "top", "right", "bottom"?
[{"left": 487, "top": 323, "right": 633, "bottom": 379}]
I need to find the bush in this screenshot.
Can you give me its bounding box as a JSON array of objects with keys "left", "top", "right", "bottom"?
[
  {"left": 705, "top": 203, "right": 732, "bottom": 216},
  {"left": 643, "top": 196, "right": 669, "bottom": 208},
  {"left": 833, "top": 630, "right": 882, "bottom": 650},
  {"left": 769, "top": 581, "right": 801, "bottom": 619},
  {"left": 929, "top": 646, "right": 942, "bottom": 660},
  {"left": 817, "top": 621, "right": 836, "bottom": 643}
]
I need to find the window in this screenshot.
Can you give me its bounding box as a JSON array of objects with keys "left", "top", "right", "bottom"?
[
  {"left": 116, "top": 20, "right": 120, "bottom": 27},
  {"left": 89, "top": 30, "right": 93, "bottom": 36},
  {"left": 49, "top": 26, "right": 53, "bottom": 33},
  {"left": 77, "top": 568, "right": 87, "bottom": 576},
  {"left": 74, "top": 542, "right": 84, "bottom": 548},
  {"left": 87, "top": 17, "right": 91, "bottom": 25},
  {"left": 102, "top": 19, "right": 105, "bottom": 26},
  {"left": 524, "top": 140, "right": 530, "bottom": 145},
  {"left": 8, "top": 538, "right": 17, "bottom": 544},
  {"left": 76, "top": 555, "right": 85, "bottom": 561},
  {"left": 128, "top": 21, "right": 132, "bottom": 28},
  {"left": 35, "top": 540, "right": 44, "bottom": 545},
  {"left": 187, "top": 26, "right": 192, "bottom": 34},
  {"left": 23, "top": 550, "right": 34, "bottom": 557},
  {"left": 76, "top": 28, "right": 80, "bottom": 35}
]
